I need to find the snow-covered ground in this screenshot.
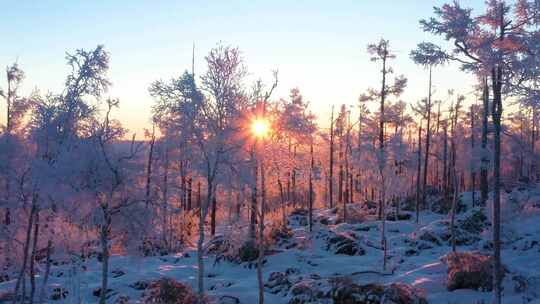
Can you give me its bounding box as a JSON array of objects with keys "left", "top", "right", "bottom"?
[{"left": 2, "top": 185, "right": 540, "bottom": 303}]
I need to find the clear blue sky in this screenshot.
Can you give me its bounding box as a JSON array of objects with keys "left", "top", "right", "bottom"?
[{"left": 1, "top": 1, "right": 483, "bottom": 136}]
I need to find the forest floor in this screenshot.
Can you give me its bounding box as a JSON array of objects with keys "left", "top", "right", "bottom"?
[{"left": 2, "top": 185, "right": 540, "bottom": 303}]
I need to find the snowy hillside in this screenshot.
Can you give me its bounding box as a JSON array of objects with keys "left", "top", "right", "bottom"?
[{"left": 2, "top": 185, "right": 540, "bottom": 304}]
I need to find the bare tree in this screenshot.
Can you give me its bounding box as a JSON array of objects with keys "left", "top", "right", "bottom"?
[
  {"left": 411, "top": 42, "right": 447, "bottom": 210},
  {"left": 196, "top": 43, "right": 247, "bottom": 300},
  {"left": 362, "top": 38, "right": 407, "bottom": 271}
]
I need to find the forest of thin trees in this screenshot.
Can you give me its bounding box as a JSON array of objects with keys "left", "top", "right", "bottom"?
[{"left": 1, "top": 1, "right": 540, "bottom": 304}]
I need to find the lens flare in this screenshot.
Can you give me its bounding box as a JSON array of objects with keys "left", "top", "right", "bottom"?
[{"left": 251, "top": 119, "right": 270, "bottom": 138}]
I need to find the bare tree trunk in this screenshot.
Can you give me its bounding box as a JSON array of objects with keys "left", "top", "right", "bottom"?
[
  {"left": 145, "top": 124, "right": 155, "bottom": 208},
  {"left": 519, "top": 113, "right": 525, "bottom": 178},
  {"left": 292, "top": 167, "right": 297, "bottom": 208},
  {"left": 378, "top": 46, "right": 388, "bottom": 222},
  {"left": 470, "top": 105, "right": 476, "bottom": 206},
  {"left": 210, "top": 196, "right": 217, "bottom": 236},
  {"left": 309, "top": 140, "right": 314, "bottom": 232},
  {"left": 38, "top": 240, "right": 52, "bottom": 304},
  {"left": 343, "top": 132, "right": 348, "bottom": 223},
  {"left": 181, "top": 163, "right": 187, "bottom": 210},
  {"left": 257, "top": 147, "right": 266, "bottom": 304},
  {"left": 422, "top": 66, "right": 433, "bottom": 211},
  {"left": 29, "top": 210, "right": 40, "bottom": 304},
  {"left": 435, "top": 102, "right": 441, "bottom": 189},
  {"left": 443, "top": 123, "right": 449, "bottom": 196},
  {"left": 531, "top": 108, "right": 537, "bottom": 181},
  {"left": 235, "top": 192, "right": 241, "bottom": 223},
  {"left": 381, "top": 174, "right": 387, "bottom": 272},
  {"left": 197, "top": 181, "right": 201, "bottom": 210},
  {"left": 4, "top": 70, "right": 13, "bottom": 227},
  {"left": 187, "top": 177, "right": 193, "bottom": 210},
  {"left": 449, "top": 98, "right": 461, "bottom": 211},
  {"left": 250, "top": 148, "right": 257, "bottom": 241},
  {"left": 197, "top": 201, "right": 206, "bottom": 301},
  {"left": 278, "top": 178, "right": 286, "bottom": 224},
  {"left": 450, "top": 171, "right": 459, "bottom": 253},
  {"left": 491, "top": 65, "right": 503, "bottom": 304},
  {"left": 349, "top": 172, "right": 354, "bottom": 204},
  {"left": 286, "top": 172, "right": 290, "bottom": 203},
  {"left": 344, "top": 112, "right": 352, "bottom": 218},
  {"left": 162, "top": 143, "right": 170, "bottom": 248},
  {"left": 338, "top": 123, "right": 344, "bottom": 213},
  {"left": 13, "top": 195, "right": 37, "bottom": 304},
  {"left": 356, "top": 105, "right": 363, "bottom": 203},
  {"left": 329, "top": 106, "right": 335, "bottom": 208},
  {"left": 416, "top": 122, "right": 423, "bottom": 224},
  {"left": 481, "top": 78, "right": 489, "bottom": 205},
  {"left": 99, "top": 203, "right": 111, "bottom": 304},
  {"left": 198, "top": 176, "right": 214, "bottom": 301}
]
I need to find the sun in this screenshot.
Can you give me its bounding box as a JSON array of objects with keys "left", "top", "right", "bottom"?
[{"left": 251, "top": 118, "right": 270, "bottom": 139}]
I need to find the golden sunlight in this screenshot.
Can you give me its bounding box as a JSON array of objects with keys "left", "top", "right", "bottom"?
[{"left": 251, "top": 118, "right": 270, "bottom": 138}]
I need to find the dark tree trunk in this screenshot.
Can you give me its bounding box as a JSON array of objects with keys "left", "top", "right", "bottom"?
[
  {"left": 197, "top": 181, "right": 201, "bottom": 210},
  {"left": 416, "top": 122, "right": 422, "bottom": 223},
  {"left": 4, "top": 71, "right": 12, "bottom": 227},
  {"left": 187, "top": 178, "right": 192, "bottom": 210},
  {"left": 435, "top": 102, "right": 441, "bottom": 189},
  {"left": 38, "top": 240, "right": 52, "bottom": 303},
  {"left": 13, "top": 195, "right": 37, "bottom": 303},
  {"left": 162, "top": 143, "right": 170, "bottom": 247},
  {"left": 181, "top": 166, "right": 187, "bottom": 210},
  {"left": 210, "top": 196, "right": 217, "bottom": 236},
  {"left": 278, "top": 178, "right": 286, "bottom": 224},
  {"left": 329, "top": 106, "right": 335, "bottom": 208},
  {"left": 378, "top": 45, "right": 388, "bottom": 223},
  {"left": 349, "top": 172, "right": 354, "bottom": 204},
  {"left": 309, "top": 141, "right": 314, "bottom": 231},
  {"left": 250, "top": 148, "right": 257, "bottom": 241},
  {"left": 471, "top": 105, "right": 476, "bottom": 206},
  {"left": 480, "top": 78, "right": 489, "bottom": 205},
  {"left": 145, "top": 125, "right": 155, "bottom": 208},
  {"left": 422, "top": 66, "right": 433, "bottom": 211},
  {"left": 293, "top": 146, "right": 298, "bottom": 207},
  {"left": 491, "top": 65, "right": 503, "bottom": 304},
  {"left": 99, "top": 203, "right": 111, "bottom": 304},
  {"left": 443, "top": 123, "right": 449, "bottom": 196},
  {"left": 338, "top": 131, "right": 344, "bottom": 212},
  {"left": 450, "top": 171, "right": 459, "bottom": 253},
  {"left": 198, "top": 175, "right": 214, "bottom": 299},
  {"left": 29, "top": 211, "right": 40, "bottom": 304},
  {"left": 257, "top": 149, "right": 266, "bottom": 304}
]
